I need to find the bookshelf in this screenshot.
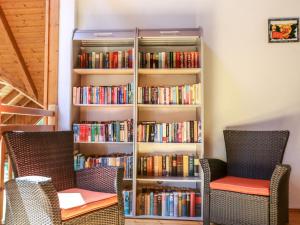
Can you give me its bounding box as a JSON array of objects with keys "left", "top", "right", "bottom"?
[{"left": 72, "top": 28, "right": 204, "bottom": 221}]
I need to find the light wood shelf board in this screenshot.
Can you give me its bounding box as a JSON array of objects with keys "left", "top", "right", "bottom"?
[
  {"left": 74, "top": 68, "right": 134, "bottom": 75},
  {"left": 138, "top": 68, "right": 201, "bottom": 75}
]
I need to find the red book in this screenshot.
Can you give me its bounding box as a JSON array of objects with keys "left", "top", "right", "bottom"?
[
  {"left": 191, "top": 52, "right": 195, "bottom": 68},
  {"left": 190, "top": 192, "right": 195, "bottom": 217},
  {"left": 128, "top": 49, "right": 133, "bottom": 68},
  {"left": 195, "top": 193, "right": 202, "bottom": 217},
  {"left": 176, "top": 52, "right": 180, "bottom": 68},
  {"left": 100, "top": 87, "right": 105, "bottom": 104},
  {"left": 113, "top": 52, "right": 118, "bottom": 68},
  {"left": 123, "top": 86, "right": 127, "bottom": 103},
  {"left": 79, "top": 124, "right": 85, "bottom": 142},
  {"left": 195, "top": 52, "right": 199, "bottom": 68},
  {"left": 150, "top": 53, "right": 154, "bottom": 68},
  {"left": 109, "top": 52, "right": 114, "bottom": 68},
  {"left": 183, "top": 52, "right": 188, "bottom": 68}
]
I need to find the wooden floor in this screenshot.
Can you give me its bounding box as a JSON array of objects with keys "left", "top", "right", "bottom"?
[{"left": 126, "top": 210, "right": 300, "bottom": 225}]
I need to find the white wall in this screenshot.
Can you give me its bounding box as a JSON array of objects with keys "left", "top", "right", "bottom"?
[
  {"left": 58, "top": 0, "right": 76, "bottom": 130},
  {"left": 73, "top": 0, "right": 300, "bottom": 208}
]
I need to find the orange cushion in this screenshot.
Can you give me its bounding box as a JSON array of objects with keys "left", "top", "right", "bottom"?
[
  {"left": 210, "top": 176, "right": 270, "bottom": 196},
  {"left": 58, "top": 188, "right": 117, "bottom": 221}
]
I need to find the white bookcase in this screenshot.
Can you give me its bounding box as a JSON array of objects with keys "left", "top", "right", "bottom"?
[{"left": 72, "top": 28, "right": 204, "bottom": 221}]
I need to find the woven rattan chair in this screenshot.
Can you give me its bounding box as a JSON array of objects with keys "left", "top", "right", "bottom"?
[
  {"left": 201, "top": 130, "right": 291, "bottom": 225},
  {"left": 3, "top": 131, "right": 124, "bottom": 225}
]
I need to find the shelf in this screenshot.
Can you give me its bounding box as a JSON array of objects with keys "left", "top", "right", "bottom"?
[
  {"left": 75, "top": 141, "right": 133, "bottom": 144},
  {"left": 130, "top": 215, "right": 202, "bottom": 221},
  {"left": 138, "top": 104, "right": 201, "bottom": 109},
  {"left": 137, "top": 176, "right": 201, "bottom": 183},
  {"left": 123, "top": 178, "right": 133, "bottom": 181},
  {"left": 138, "top": 68, "right": 201, "bottom": 75},
  {"left": 73, "top": 68, "right": 134, "bottom": 75},
  {"left": 74, "top": 104, "right": 134, "bottom": 108}
]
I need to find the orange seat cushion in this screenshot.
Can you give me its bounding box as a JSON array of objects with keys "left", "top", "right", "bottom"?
[
  {"left": 210, "top": 176, "right": 270, "bottom": 196},
  {"left": 58, "top": 188, "right": 118, "bottom": 221}
]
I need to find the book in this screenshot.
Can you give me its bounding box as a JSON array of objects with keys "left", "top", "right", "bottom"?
[
  {"left": 138, "top": 154, "right": 199, "bottom": 178},
  {"left": 139, "top": 51, "right": 200, "bottom": 69},
  {"left": 73, "top": 82, "right": 134, "bottom": 105},
  {"left": 138, "top": 188, "right": 201, "bottom": 218},
  {"left": 137, "top": 121, "right": 202, "bottom": 143},
  {"left": 73, "top": 119, "right": 133, "bottom": 143},
  {"left": 138, "top": 83, "right": 201, "bottom": 105},
  {"left": 78, "top": 49, "right": 133, "bottom": 69},
  {"left": 74, "top": 153, "right": 133, "bottom": 179}
]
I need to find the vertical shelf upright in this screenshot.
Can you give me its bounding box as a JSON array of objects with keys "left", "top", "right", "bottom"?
[
  {"left": 72, "top": 29, "right": 136, "bottom": 216},
  {"left": 134, "top": 28, "right": 204, "bottom": 221}
]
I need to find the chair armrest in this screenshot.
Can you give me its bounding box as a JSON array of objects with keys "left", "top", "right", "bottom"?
[
  {"left": 5, "top": 176, "right": 61, "bottom": 225},
  {"left": 270, "top": 164, "right": 291, "bottom": 225},
  {"left": 200, "top": 158, "right": 227, "bottom": 183},
  {"left": 76, "top": 166, "right": 124, "bottom": 194}
]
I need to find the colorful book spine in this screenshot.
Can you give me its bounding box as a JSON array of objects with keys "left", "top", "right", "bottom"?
[
  {"left": 73, "top": 119, "right": 133, "bottom": 143},
  {"left": 73, "top": 82, "right": 134, "bottom": 105},
  {"left": 78, "top": 49, "right": 133, "bottom": 69},
  {"left": 138, "top": 189, "right": 201, "bottom": 218},
  {"left": 137, "top": 83, "right": 201, "bottom": 105},
  {"left": 137, "top": 121, "right": 202, "bottom": 143},
  {"left": 138, "top": 154, "right": 199, "bottom": 177},
  {"left": 139, "top": 51, "right": 200, "bottom": 69},
  {"left": 74, "top": 153, "right": 133, "bottom": 179},
  {"left": 123, "top": 190, "right": 133, "bottom": 216}
]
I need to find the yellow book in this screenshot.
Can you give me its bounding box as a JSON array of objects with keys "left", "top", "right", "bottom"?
[{"left": 183, "top": 155, "right": 189, "bottom": 177}]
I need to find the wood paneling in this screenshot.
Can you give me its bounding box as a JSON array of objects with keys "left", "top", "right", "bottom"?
[
  {"left": 0, "top": 6, "right": 38, "bottom": 99},
  {"left": 0, "top": 0, "right": 47, "bottom": 104}
]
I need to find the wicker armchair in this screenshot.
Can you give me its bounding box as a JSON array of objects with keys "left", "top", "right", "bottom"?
[
  {"left": 3, "top": 131, "right": 125, "bottom": 225},
  {"left": 201, "top": 130, "right": 291, "bottom": 225}
]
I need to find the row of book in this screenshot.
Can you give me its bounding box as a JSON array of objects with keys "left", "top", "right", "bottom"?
[
  {"left": 73, "top": 119, "right": 134, "bottom": 143},
  {"left": 137, "top": 121, "right": 201, "bottom": 143},
  {"left": 123, "top": 190, "right": 133, "bottom": 216},
  {"left": 138, "top": 154, "right": 200, "bottom": 177},
  {"left": 138, "top": 51, "right": 200, "bottom": 69},
  {"left": 77, "top": 50, "right": 133, "bottom": 69},
  {"left": 73, "top": 83, "right": 134, "bottom": 105},
  {"left": 74, "top": 153, "right": 133, "bottom": 179},
  {"left": 137, "top": 189, "right": 201, "bottom": 217},
  {"left": 137, "top": 83, "right": 201, "bottom": 105}
]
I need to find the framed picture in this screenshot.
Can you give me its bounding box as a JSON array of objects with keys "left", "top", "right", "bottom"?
[{"left": 268, "top": 18, "right": 299, "bottom": 43}]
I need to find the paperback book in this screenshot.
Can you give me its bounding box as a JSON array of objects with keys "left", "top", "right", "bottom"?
[
  {"left": 139, "top": 51, "right": 200, "bottom": 69},
  {"left": 78, "top": 49, "right": 133, "bottom": 69},
  {"left": 138, "top": 154, "right": 200, "bottom": 177},
  {"left": 73, "top": 82, "right": 134, "bottom": 105},
  {"left": 137, "top": 121, "right": 202, "bottom": 143},
  {"left": 73, "top": 119, "right": 133, "bottom": 143}
]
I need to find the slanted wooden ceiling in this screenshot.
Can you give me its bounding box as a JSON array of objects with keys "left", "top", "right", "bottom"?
[{"left": 0, "top": 0, "right": 47, "bottom": 105}]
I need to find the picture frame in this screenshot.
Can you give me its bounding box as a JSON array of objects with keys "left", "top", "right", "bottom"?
[{"left": 268, "top": 17, "right": 299, "bottom": 43}]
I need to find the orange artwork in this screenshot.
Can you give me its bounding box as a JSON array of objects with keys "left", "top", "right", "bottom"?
[{"left": 269, "top": 18, "right": 299, "bottom": 43}]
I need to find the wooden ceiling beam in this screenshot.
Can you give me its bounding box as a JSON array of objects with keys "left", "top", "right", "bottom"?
[
  {"left": 0, "top": 6, "right": 38, "bottom": 100},
  {"left": 1, "top": 90, "right": 19, "bottom": 105},
  {"left": 1, "top": 98, "right": 31, "bottom": 123}
]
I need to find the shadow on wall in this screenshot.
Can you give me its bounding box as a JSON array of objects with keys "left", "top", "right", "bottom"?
[{"left": 226, "top": 111, "right": 300, "bottom": 208}]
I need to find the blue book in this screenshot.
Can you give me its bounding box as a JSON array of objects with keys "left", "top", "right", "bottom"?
[
  {"left": 124, "top": 191, "right": 130, "bottom": 215},
  {"left": 169, "top": 193, "right": 174, "bottom": 217},
  {"left": 182, "top": 193, "right": 187, "bottom": 217},
  {"left": 166, "top": 193, "right": 170, "bottom": 216},
  {"left": 150, "top": 192, "right": 154, "bottom": 215}
]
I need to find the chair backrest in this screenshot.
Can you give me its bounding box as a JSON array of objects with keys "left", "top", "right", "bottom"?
[
  {"left": 224, "top": 130, "right": 289, "bottom": 180},
  {"left": 3, "top": 131, "right": 75, "bottom": 191}
]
